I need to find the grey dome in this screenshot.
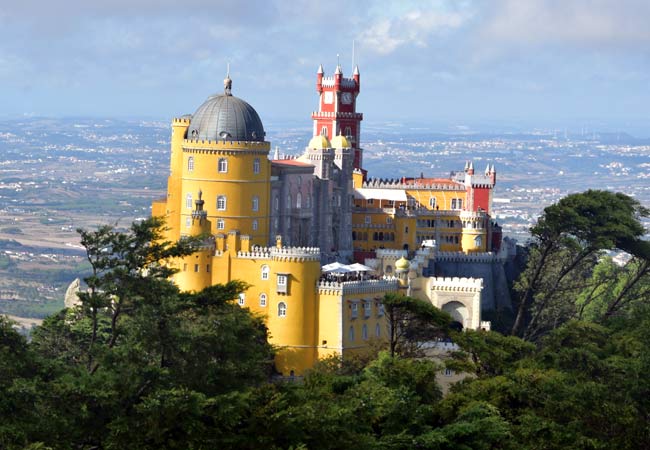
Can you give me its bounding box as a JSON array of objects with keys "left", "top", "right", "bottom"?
[{"left": 188, "top": 93, "right": 265, "bottom": 142}]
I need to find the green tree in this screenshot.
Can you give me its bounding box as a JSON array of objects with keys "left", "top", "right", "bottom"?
[
  {"left": 382, "top": 293, "right": 452, "bottom": 357},
  {"left": 511, "top": 190, "right": 649, "bottom": 340}
]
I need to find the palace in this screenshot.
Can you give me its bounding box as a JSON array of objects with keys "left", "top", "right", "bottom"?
[{"left": 152, "top": 63, "right": 507, "bottom": 376}]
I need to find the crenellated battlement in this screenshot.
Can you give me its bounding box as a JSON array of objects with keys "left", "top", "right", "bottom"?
[
  {"left": 172, "top": 117, "right": 191, "bottom": 125},
  {"left": 311, "top": 111, "right": 363, "bottom": 119},
  {"left": 375, "top": 248, "right": 407, "bottom": 259},
  {"left": 435, "top": 251, "right": 506, "bottom": 263},
  {"left": 362, "top": 178, "right": 464, "bottom": 191},
  {"left": 237, "top": 247, "right": 272, "bottom": 259},
  {"left": 317, "top": 278, "right": 399, "bottom": 295},
  {"left": 430, "top": 276, "right": 483, "bottom": 292},
  {"left": 271, "top": 246, "right": 321, "bottom": 262}
]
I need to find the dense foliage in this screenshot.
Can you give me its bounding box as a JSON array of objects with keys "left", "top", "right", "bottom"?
[{"left": 0, "top": 190, "right": 649, "bottom": 449}]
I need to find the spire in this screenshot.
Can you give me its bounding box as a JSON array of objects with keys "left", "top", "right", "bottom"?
[
  {"left": 224, "top": 63, "right": 232, "bottom": 96},
  {"left": 464, "top": 160, "right": 469, "bottom": 172},
  {"left": 485, "top": 164, "right": 490, "bottom": 175},
  {"left": 274, "top": 146, "right": 280, "bottom": 160},
  {"left": 468, "top": 161, "right": 474, "bottom": 175},
  {"left": 317, "top": 64, "right": 324, "bottom": 74},
  {"left": 335, "top": 54, "right": 342, "bottom": 75},
  {"left": 353, "top": 64, "right": 359, "bottom": 76}
]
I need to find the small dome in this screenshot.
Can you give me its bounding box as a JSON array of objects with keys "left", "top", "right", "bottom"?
[
  {"left": 395, "top": 256, "right": 410, "bottom": 271},
  {"left": 187, "top": 87, "right": 265, "bottom": 142},
  {"left": 308, "top": 135, "right": 331, "bottom": 149},
  {"left": 330, "top": 134, "right": 350, "bottom": 148}
]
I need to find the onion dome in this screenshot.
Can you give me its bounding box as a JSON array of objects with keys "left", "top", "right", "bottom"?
[
  {"left": 187, "top": 77, "right": 265, "bottom": 142},
  {"left": 330, "top": 134, "right": 350, "bottom": 149},
  {"left": 395, "top": 256, "right": 410, "bottom": 272},
  {"left": 308, "top": 135, "right": 331, "bottom": 149}
]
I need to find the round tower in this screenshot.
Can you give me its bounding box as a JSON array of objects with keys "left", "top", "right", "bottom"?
[{"left": 179, "top": 76, "right": 271, "bottom": 246}]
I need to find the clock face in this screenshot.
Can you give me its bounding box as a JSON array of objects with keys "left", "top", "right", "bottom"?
[
  {"left": 324, "top": 91, "right": 334, "bottom": 104},
  {"left": 341, "top": 92, "right": 353, "bottom": 104}
]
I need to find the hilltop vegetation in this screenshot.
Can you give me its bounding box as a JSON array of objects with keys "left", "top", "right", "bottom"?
[{"left": 1, "top": 190, "right": 649, "bottom": 449}]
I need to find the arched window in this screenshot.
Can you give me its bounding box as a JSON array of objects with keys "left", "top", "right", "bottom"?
[
  {"left": 238, "top": 293, "right": 245, "bottom": 306},
  {"left": 344, "top": 126, "right": 352, "bottom": 137},
  {"left": 252, "top": 219, "right": 258, "bottom": 231},
  {"left": 274, "top": 196, "right": 279, "bottom": 211},
  {"left": 429, "top": 197, "right": 436, "bottom": 208},
  {"left": 362, "top": 324, "right": 368, "bottom": 340},
  {"left": 348, "top": 326, "right": 355, "bottom": 342},
  {"left": 259, "top": 293, "right": 267, "bottom": 307},
  {"left": 252, "top": 195, "right": 259, "bottom": 212},
  {"left": 306, "top": 193, "right": 311, "bottom": 208},
  {"left": 218, "top": 158, "right": 228, "bottom": 173},
  {"left": 261, "top": 265, "right": 270, "bottom": 280},
  {"left": 186, "top": 193, "right": 192, "bottom": 209},
  {"left": 217, "top": 195, "right": 226, "bottom": 211},
  {"left": 287, "top": 194, "right": 292, "bottom": 209},
  {"left": 296, "top": 192, "right": 302, "bottom": 208},
  {"left": 187, "top": 156, "right": 194, "bottom": 172},
  {"left": 321, "top": 126, "right": 327, "bottom": 136},
  {"left": 253, "top": 158, "right": 260, "bottom": 174},
  {"left": 375, "top": 323, "right": 381, "bottom": 337},
  {"left": 278, "top": 302, "right": 287, "bottom": 317},
  {"left": 474, "top": 236, "right": 482, "bottom": 247},
  {"left": 216, "top": 218, "right": 225, "bottom": 230},
  {"left": 385, "top": 265, "right": 393, "bottom": 275}
]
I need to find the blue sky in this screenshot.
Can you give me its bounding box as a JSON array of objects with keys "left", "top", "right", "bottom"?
[{"left": 1, "top": 0, "right": 650, "bottom": 129}]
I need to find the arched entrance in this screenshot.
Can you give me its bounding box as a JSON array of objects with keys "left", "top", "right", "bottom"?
[{"left": 442, "top": 301, "right": 469, "bottom": 330}]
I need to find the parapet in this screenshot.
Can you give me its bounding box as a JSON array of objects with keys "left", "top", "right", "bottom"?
[
  {"left": 317, "top": 278, "right": 399, "bottom": 295},
  {"left": 237, "top": 247, "right": 272, "bottom": 260},
  {"left": 270, "top": 246, "right": 321, "bottom": 262},
  {"left": 375, "top": 248, "right": 407, "bottom": 259},
  {"left": 172, "top": 117, "right": 191, "bottom": 126},
  {"left": 430, "top": 276, "right": 483, "bottom": 293},
  {"left": 435, "top": 251, "right": 506, "bottom": 263}
]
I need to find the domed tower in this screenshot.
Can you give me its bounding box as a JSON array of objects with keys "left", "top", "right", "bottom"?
[{"left": 158, "top": 75, "right": 271, "bottom": 246}]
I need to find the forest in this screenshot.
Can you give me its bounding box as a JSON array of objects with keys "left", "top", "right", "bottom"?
[{"left": 1, "top": 189, "right": 649, "bottom": 449}]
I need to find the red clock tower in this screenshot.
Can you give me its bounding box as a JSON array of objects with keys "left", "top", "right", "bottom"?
[{"left": 312, "top": 63, "right": 364, "bottom": 169}]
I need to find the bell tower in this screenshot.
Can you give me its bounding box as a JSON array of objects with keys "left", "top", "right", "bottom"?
[{"left": 312, "top": 63, "right": 364, "bottom": 169}]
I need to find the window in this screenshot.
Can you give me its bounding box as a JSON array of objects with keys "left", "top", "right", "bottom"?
[
  {"left": 238, "top": 293, "right": 245, "bottom": 306},
  {"left": 444, "top": 368, "right": 453, "bottom": 377},
  {"left": 296, "top": 192, "right": 302, "bottom": 208},
  {"left": 364, "top": 301, "right": 371, "bottom": 318},
  {"left": 351, "top": 302, "right": 358, "bottom": 319},
  {"left": 194, "top": 264, "right": 199, "bottom": 273},
  {"left": 378, "top": 303, "right": 385, "bottom": 317},
  {"left": 274, "top": 195, "right": 279, "bottom": 211},
  {"left": 183, "top": 263, "right": 187, "bottom": 272},
  {"left": 474, "top": 235, "right": 482, "bottom": 247},
  {"left": 451, "top": 198, "right": 463, "bottom": 210},
  {"left": 187, "top": 156, "right": 194, "bottom": 172},
  {"left": 287, "top": 195, "right": 291, "bottom": 209},
  {"left": 261, "top": 265, "right": 270, "bottom": 280},
  {"left": 386, "top": 217, "right": 393, "bottom": 225},
  {"left": 368, "top": 199, "right": 374, "bottom": 205},
  {"left": 185, "top": 217, "right": 191, "bottom": 228},
  {"left": 259, "top": 293, "right": 267, "bottom": 307},
  {"left": 217, "top": 219, "right": 225, "bottom": 230},
  {"left": 344, "top": 126, "right": 352, "bottom": 137},
  {"left": 321, "top": 126, "right": 327, "bottom": 136},
  {"left": 429, "top": 197, "right": 436, "bottom": 208},
  {"left": 217, "top": 195, "right": 226, "bottom": 211},
  {"left": 253, "top": 158, "right": 260, "bottom": 174},
  {"left": 252, "top": 219, "right": 258, "bottom": 231},
  {"left": 375, "top": 323, "right": 381, "bottom": 337},
  {"left": 365, "top": 215, "right": 371, "bottom": 224},
  {"left": 252, "top": 195, "right": 259, "bottom": 212},
  {"left": 405, "top": 226, "right": 409, "bottom": 234},
  {"left": 218, "top": 158, "right": 228, "bottom": 173},
  {"left": 278, "top": 302, "right": 287, "bottom": 317},
  {"left": 277, "top": 274, "right": 288, "bottom": 293},
  {"left": 206, "top": 264, "right": 210, "bottom": 272},
  {"left": 306, "top": 194, "right": 311, "bottom": 208},
  {"left": 385, "top": 266, "right": 392, "bottom": 275},
  {"left": 362, "top": 324, "right": 368, "bottom": 340},
  {"left": 348, "top": 326, "right": 355, "bottom": 342},
  {"left": 186, "top": 194, "right": 192, "bottom": 209}
]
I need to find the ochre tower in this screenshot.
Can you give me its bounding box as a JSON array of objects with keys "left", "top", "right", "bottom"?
[
  {"left": 313, "top": 63, "right": 363, "bottom": 169},
  {"left": 154, "top": 75, "right": 271, "bottom": 248}
]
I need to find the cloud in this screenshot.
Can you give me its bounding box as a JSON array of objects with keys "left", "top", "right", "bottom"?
[
  {"left": 358, "top": 3, "right": 472, "bottom": 55},
  {"left": 477, "top": 0, "right": 650, "bottom": 50}
]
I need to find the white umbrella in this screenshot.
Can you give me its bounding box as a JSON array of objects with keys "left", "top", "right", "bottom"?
[
  {"left": 347, "top": 263, "right": 373, "bottom": 272},
  {"left": 322, "top": 262, "right": 347, "bottom": 272}
]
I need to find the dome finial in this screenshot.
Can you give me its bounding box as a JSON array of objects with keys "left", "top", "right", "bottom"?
[{"left": 224, "top": 62, "right": 232, "bottom": 96}]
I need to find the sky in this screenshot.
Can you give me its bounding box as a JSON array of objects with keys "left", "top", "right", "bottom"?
[{"left": 1, "top": 0, "right": 650, "bottom": 130}]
